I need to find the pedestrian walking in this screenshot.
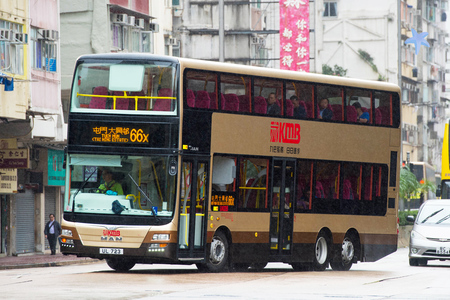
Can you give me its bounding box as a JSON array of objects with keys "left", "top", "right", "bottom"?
[{"left": 44, "top": 214, "right": 62, "bottom": 255}]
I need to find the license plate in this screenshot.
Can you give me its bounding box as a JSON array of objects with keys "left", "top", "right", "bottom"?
[
  {"left": 436, "top": 247, "right": 450, "bottom": 255},
  {"left": 100, "top": 248, "right": 123, "bottom": 255}
]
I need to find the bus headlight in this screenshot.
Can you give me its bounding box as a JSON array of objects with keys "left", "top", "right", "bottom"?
[
  {"left": 62, "top": 229, "right": 73, "bottom": 236},
  {"left": 148, "top": 243, "right": 167, "bottom": 252},
  {"left": 152, "top": 234, "right": 170, "bottom": 241},
  {"left": 61, "top": 238, "right": 74, "bottom": 245}
]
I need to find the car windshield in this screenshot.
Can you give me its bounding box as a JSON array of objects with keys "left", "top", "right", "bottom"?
[
  {"left": 64, "top": 154, "right": 177, "bottom": 217},
  {"left": 417, "top": 205, "right": 450, "bottom": 225}
]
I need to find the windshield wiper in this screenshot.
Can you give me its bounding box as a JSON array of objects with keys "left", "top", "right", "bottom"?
[
  {"left": 128, "top": 173, "right": 159, "bottom": 221},
  {"left": 436, "top": 213, "right": 450, "bottom": 224},
  {"left": 421, "top": 208, "right": 444, "bottom": 224}
]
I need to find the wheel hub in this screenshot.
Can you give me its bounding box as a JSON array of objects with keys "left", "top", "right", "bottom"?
[
  {"left": 210, "top": 238, "right": 225, "bottom": 264},
  {"left": 341, "top": 238, "right": 354, "bottom": 264}
]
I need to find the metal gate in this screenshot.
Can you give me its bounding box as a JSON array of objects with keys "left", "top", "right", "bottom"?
[
  {"left": 15, "top": 189, "right": 35, "bottom": 253},
  {"left": 44, "top": 187, "right": 57, "bottom": 251}
]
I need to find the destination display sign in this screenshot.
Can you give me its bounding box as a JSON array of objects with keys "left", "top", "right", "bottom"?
[
  {"left": 68, "top": 120, "right": 177, "bottom": 149},
  {"left": 91, "top": 125, "right": 150, "bottom": 144}
]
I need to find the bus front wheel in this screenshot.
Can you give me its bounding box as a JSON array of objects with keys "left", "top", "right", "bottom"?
[
  {"left": 201, "top": 231, "right": 229, "bottom": 272},
  {"left": 106, "top": 258, "right": 135, "bottom": 272},
  {"left": 313, "top": 233, "right": 330, "bottom": 271}
]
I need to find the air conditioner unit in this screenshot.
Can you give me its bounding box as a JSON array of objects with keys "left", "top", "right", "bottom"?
[
  {"left": 12, "top": 33, "right": 28, "bottom": 44},
  {"left": 41, "top": 30, "right": 58, "bottom": 40},
  {"left": 51, "top": 30, "right": 59, "bottom": 40},
  {"left": 251, "top": 37, "right": 264, "bottom": 45},
  {"left": 167, "top": 38, "right": 177, "bottom": 46},
  {"left": 128, "top": 16, "right": 135, "bottom": 26},
  {"left": 149, "top": 23, "right": 159, "bottom": 32},
  {"left": 114, "top": 13, "right": 128, "bottom": 24},
  {"left": 0, "top": 29, "right": 11, "bottom": 41},
  {"left": 149, "top": 23, "right": 159, "bottom": 33},
  {"left": 41, "top": 29, "right": 51, "bottom": 40},
  {"left": 135, "top": 18, "right": 145, "bottom": 29}
]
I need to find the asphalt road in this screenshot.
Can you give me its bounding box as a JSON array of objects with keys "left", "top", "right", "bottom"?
[{"left": 1, "top": 248, "right": 449, "bottom": 300}]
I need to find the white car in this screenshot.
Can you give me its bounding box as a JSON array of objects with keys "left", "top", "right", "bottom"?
[{"left": 408, "top": 199, "right": 450, "bottom": 266}]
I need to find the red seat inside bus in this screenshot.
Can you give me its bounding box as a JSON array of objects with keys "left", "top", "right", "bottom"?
[
  {"left": 331, "top": 104, "right": 342, "bottom": 121},
  {"left": 286, "top": 99, "right": 294, "bottom": 117},
  {"left": 222, "top": 94, "right": 239, "bottom": 111},
  {"left": 346, "top": 105, "right": 357, "bottom": 122},
  {"left": 129, "top": 91, "right": 147, "bottom": 110},
  {"left": 112, "top": 91, "right": 129, "bottom": 110},
  {"left": 89, "top": 86, "right": 108, "bottom": 109},
  {"left": 238, "top": 95, "right": 250, "bottom": 112},
  {"left": 186, "top": 89, "right": 195, "bottom": 107},
  {"left": 195, "top": 91, "right": 211, "bottom": 109},
  {"left": 154, "top": 88, "right": 173, "bottom": 111},
  {"left": 254, "top": 96, "right": 267, "bottom": 114}
]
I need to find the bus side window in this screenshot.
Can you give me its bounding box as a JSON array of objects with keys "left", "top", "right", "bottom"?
[
  {"left": 296, "top": 160, "right": 312, "bottom": 211},
  {"left": 238, "top": 157, "right": 268, "bottom": 210},
  {"left": 316, "top": 85, "right": 341, "bottom": 121},
  {"left": 346, "top": 88, "right": 371, "bottom": 124}
]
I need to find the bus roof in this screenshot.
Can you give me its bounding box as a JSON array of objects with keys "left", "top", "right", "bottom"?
[{"left": 76, "top": 53, "right": 401, "bottom": 94}]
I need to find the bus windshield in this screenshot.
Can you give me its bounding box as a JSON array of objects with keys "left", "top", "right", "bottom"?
[
  {"left": 64, "top": 154, "right": 177, "bottom": 217},
  {"left": 70, "top": 61, "right": 177, "bottom": 115}
]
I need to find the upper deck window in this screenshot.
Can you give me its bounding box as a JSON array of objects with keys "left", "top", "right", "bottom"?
[{"left": 71, "top": 61, "right": 177, "bottom": 115}]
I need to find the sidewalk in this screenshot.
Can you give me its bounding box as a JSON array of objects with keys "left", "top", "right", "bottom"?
[{"left": 0, "top": 253, "right": 100, "bottom": 270}]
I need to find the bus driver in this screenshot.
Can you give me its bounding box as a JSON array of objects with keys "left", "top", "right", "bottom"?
[{"left": 98, "top": 168, "right": 124, "bottom": 195}]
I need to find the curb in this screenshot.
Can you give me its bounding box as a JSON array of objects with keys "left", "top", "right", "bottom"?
[{"left": 0, "top": 258, "right": 101, "bottom": 270}]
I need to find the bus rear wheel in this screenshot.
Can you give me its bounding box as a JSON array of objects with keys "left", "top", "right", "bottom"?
[
  {"left": 106, "top": 258, "right": 135, "bottom": 272},
  {"left": 330, "top": 235, "right": 355, "bottom": 271},
  {"left": 313, "top": 233, "right": 330, "bottom": 271},
  {"left": 200, "top": 231, "right": 229, "bottom": 272}
]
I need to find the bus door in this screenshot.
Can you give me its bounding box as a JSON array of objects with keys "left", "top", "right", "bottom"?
[
  {"left": 178, "top": 157, "right": 208, "bottom": 260},
  {"left": 270, "top": 159, "right": 295, "bottom": 255}
]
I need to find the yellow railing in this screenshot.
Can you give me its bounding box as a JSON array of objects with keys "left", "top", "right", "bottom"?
[{"left": 76, "top": 93, "right": 176, "bottom": 110}]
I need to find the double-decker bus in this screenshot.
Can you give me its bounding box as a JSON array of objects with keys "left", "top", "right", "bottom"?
[
  {"left": 61, "top": 53, "right": 400, "bottom": 272},
  {"left": 440, "top": 123, "right": 450, "bottom": 198}
]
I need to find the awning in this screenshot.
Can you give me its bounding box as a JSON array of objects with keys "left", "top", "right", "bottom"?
[{"left": 0, "top": 72, "right": 14, "bottom": 92}]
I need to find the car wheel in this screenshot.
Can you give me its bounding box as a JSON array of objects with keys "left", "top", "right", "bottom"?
[{"left": 409, "top": 258, "right": 419, "bottom": 266}]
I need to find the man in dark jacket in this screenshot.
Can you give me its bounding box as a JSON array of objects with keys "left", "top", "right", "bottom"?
[{"left": 44, "top": 214, "right": 62, "bottom": 255}]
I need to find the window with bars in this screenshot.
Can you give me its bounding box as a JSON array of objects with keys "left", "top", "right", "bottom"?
[
  {"left": 30, "top": 27, "right": 57, "bottom": 72},
  {"left": 111, "top": 22, "right": 153, "bottom": 53},
  {"left": 0, "top": 20, "right": 24, "bottom": 75},
  {"left": 323, "top": 2, "right": 338, "bottom": 17}
]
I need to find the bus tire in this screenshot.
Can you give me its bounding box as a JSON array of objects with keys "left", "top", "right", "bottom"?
[
  {"left": 249, "top": 262, "right": 267, "bottom": 271},
  {"left": 313, "top": 232, "right": 330, "bottom": 271},
  {"left": 291, "top": 263, "right": 311, "bottom": 271},
  {"left": 106, "top": 258, "right": 135, "bottom": 272},
  {"left": 204, "top": 231, "right": 229, "bottom": 272},
  {"left": 330, "top": 234, "right": 356, "bottom": 271}
]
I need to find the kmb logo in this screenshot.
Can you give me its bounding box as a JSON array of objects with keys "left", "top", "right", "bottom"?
[
  {"left": 103, "top": 230, "right": 121, "bottom": 236},
  {"left": 270, "top": 122, "right": 301, "bottom": 144}
]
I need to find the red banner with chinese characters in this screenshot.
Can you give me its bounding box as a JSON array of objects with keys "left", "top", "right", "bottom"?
[{"left": 280, "top": 0, "right": 310, "bottom": 72}]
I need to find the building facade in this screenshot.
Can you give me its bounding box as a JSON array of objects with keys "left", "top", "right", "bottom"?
[
  {"left": 60, "top": 0, "right": 166, "bottom": 117},
  {"left": 400, "top": 0, "right": 448, "bottom": 187},
  {"left": 0, "top": 0, "right": 65, "bottom": 256}
]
